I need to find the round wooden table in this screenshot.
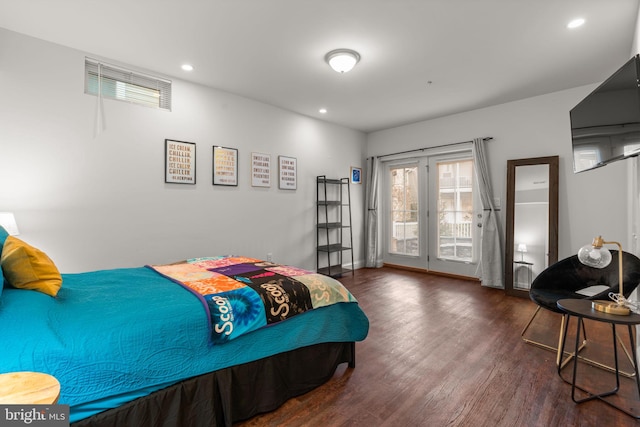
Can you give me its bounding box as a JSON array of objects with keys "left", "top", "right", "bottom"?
[{"left": 0, "top": 371, "right": 60, "bottom": 404}]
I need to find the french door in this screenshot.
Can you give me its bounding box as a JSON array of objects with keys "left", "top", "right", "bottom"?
[
  {"left": 427, "top": 153, "right": 479, "bottom": 277},
  {"left": 384, "top": 159, "right": 425, "bottom": 269},
  {"left": 383, "top": 152, "right": 479, "bottom": 277}
]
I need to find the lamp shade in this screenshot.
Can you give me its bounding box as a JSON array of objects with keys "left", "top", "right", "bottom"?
[
  {"left": 0, "top": 212, "right": 19, "bottom": 235},
  {"left": 517, "top": 243, "right": 527, "bottom": 253},
  {"left": 578, "top": 242, "right": 612, "bottom": 269},
  {"left": 325, "top": 49, "right": 360, "bottom": 73},
  {"left": 577, "top": 235, "right": 629, "bottom": 315}
]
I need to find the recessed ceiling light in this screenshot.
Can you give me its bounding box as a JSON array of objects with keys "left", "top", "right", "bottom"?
[
  {"left": 319, "top": 108, "right": 328, "bottom": 114},
  {"left": 181, "top": 64, "right": 194, "bottom": 71},
  {"left": 567, "top": 18, "right": 585, "bottom": 29}
]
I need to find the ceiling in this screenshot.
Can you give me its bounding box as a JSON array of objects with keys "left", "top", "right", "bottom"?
[{"left": 0, "top": 0, "right": 638, "bottom": 133}]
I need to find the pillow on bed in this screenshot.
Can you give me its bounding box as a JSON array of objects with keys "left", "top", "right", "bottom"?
[{"left": 0, "top": 236, "right": 62, "bottom": 297}]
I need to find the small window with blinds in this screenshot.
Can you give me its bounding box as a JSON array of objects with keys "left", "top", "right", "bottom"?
[{"left": 85, "top": 58, "right": 172, "bottom": 111}]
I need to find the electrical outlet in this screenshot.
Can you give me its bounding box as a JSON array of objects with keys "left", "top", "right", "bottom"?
[{"left": 267, "top": 252, "right": 273, "bottom": 262}]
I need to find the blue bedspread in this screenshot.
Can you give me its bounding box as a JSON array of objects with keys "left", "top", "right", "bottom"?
[{"left": 0, "top": 266, "right": 369, "bottom": 422}]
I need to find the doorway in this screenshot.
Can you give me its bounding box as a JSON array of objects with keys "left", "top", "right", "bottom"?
[{"left": 382, "top": 151, "right": 479, "bottom": 277}]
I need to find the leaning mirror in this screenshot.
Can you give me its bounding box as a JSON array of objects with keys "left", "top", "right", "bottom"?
[{"left": 505, "top": 156, "right": 559, "bottom": 298}]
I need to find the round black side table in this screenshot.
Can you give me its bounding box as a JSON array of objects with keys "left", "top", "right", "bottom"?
[{"left": 557, "top": 298, "right": 640, "bottom": 419}]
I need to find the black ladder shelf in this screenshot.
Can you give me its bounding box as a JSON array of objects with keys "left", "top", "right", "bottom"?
[{"left": 316, "top": 176, "right": 354, "bottom": 277}]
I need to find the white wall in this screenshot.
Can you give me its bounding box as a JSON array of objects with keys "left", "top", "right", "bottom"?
[
  {"left": 629, "top": 4, "right": 640, "bottom": 257},
  {"left": 367, "top": 86, "right": 628, "bottom": 262},
  {"left": 632, "top": 3, "right": 640, "bottom": 58},
  {"left": 629, "top": 1, "right": 640, "bottom": 353},
  {"left": 0, "top": 28, "right": 366, "bottom": 273}
]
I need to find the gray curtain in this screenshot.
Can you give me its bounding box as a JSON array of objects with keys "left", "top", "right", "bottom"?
[
  {"left": 365, "top": 156, "right": 380, "bottom": 268},
  {"left": 473, "top": 138, "right": 503, "bottom": 288}
]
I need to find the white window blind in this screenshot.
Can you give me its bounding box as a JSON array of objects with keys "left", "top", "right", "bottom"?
[{"left": 85, "top": 58, "right": 172, "bottom": 111}]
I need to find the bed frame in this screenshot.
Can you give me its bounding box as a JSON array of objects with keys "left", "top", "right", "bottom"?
[{"left": 71, "top": 341, "right": 355, "bottom": 427}]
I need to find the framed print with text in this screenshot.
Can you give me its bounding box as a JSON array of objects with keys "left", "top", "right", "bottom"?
[
  {"left": 213, "top": 146, "right": 238, "bottom": 186},
  {"left": 251, "top": 152, "right": 271, "bottom": 187},
  {"left": 278, "top": 156, "right": 297, "bottom": 190},
  {"left": 165, "top": 139, "right": 196, "bottom": 184}
]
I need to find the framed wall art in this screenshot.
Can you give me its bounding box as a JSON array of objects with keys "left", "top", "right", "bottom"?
[
  {"left": 278, "top": 155, "right": 297, "bottom": 190},
  {"left": 351, "top": 166, "right": 362, "bottom": 184},
  {"left": 251, "top": 152, "right": 271, "bottom": 187},
  {"left": 165, "top": 139, "right": 196, "bottom": 184},
  {"left": 213, "top": 146, "right": 238, "bottom": 186}
]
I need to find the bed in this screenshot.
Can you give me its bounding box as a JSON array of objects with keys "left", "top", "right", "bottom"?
[{"left": 0, "top": 231, "right": 369, "bottom": 426}]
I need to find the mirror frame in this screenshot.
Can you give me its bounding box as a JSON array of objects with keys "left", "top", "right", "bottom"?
[{"left": 504, "top": 155, "right": 559, "bottom": 298}]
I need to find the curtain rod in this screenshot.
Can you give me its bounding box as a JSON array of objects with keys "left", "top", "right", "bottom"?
[{"left": 376, "top": 137, "right": 493, "bottom": 159}]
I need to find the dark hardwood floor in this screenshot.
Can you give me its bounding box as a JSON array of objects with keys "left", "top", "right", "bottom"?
[{"left": 236, "top": 267, "right": 640, "bottom": 426}]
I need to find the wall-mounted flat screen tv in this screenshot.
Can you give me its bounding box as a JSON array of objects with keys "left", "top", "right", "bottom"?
[{"left": 570, "top": 54, "right": 640, "bottom": 173}]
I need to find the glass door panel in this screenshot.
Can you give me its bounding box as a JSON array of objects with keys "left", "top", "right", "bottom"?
[{"left": 389, "top": 165, "right": 419, "bottom": 256}]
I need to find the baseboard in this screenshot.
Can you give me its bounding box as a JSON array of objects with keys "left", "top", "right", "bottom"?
[
  {"left": 382, "top": 263, "right": 480, "bottom": 282},
  {"left": 343, "top": 259, "right": 365, "bottom": 271}
]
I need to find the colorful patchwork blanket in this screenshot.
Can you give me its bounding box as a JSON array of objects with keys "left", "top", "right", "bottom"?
[{"left": 147, "top": 256, "right": 357, "bottom": 343}]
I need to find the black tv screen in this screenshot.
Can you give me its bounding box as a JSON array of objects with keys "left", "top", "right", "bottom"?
[{"left": 570, "top": 54, "right": 640, "bottom": 173}]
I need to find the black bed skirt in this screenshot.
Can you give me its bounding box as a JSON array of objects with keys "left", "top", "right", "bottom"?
[{"left": 71, "top": 341, "right": 355, "bottom": 427}]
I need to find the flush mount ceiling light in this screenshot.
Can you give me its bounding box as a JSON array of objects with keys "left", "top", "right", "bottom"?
[
  {"left": 325, "top": 49, "right": 360, "bottom": 73},
  {"left": 181, "top": 64, "right": 194, "bottom": 71}
]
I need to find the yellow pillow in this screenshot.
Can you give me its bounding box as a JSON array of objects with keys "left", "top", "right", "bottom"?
[{"left": 0, "top": 236, "right": 62, "bottom": 297}]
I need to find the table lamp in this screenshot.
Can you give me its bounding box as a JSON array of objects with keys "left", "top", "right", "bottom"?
[
  {"left": 577, "top": 236, "right": 629, "bottom": 315},
  {"left": 0, "top": 212, "right": 19, "bottom": 236},
  {"left": 517, "top": 243, "right": 527, "bottom": 261}
]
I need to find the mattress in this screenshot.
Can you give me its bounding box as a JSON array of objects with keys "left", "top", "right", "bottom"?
[{"left": 0, "top": 266, "right": 369, "bottom": 422}]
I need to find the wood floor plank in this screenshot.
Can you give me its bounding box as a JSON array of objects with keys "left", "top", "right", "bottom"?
[{"left": 235, "top": 267, "right": 640, "bottom": 426}]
